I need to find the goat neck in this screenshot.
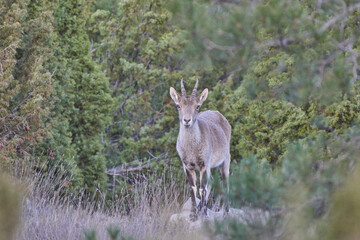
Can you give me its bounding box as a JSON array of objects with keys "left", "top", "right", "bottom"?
[{"left": 179, "top": 118, "right": 202, "bottom": 144}]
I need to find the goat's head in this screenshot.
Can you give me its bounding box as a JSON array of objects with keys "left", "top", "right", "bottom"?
[{"left": 169, "top": 78, "right": 208, "bottom": 128}]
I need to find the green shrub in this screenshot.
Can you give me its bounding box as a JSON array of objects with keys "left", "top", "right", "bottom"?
[{"left": 0, "top": 174, "right": 21, "bottom": 240}]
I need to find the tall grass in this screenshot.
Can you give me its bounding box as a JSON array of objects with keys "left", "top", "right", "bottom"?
[{"left": 14, "top": 164, "right": 205, "bottom": 240}]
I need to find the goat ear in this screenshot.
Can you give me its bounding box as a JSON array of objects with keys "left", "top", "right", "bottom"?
[
  {"left": 170, "top": 87, "right": 180, "bottom": 104},
  {"left": 198, "top": 88, "right": 208, "bottom": 104}
]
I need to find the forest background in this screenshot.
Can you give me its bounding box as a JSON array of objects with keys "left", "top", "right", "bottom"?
[{"left": 1, "top": 0, "right": 360, "bottom": 239}]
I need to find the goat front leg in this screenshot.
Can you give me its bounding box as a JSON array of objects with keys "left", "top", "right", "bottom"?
[
  {"left": 198, "top": 168, "right": 210, "bottom": 217},
  {"left": 185, "top": 168, "right": 198, "bottom": 221}
]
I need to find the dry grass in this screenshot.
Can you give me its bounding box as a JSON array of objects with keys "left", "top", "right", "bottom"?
[{"left": 14, "top": 167, "right": 206, "bottom": 240}]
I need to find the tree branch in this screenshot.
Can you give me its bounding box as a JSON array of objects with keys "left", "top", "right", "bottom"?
[
  {"left": 203, "top": 38, "right": 236, "bottom": 57},
  {"left": 106, "top": 153, "right": 169, "bottom": 176}
]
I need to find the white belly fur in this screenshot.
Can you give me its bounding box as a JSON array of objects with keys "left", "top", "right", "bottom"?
[{"left": 210, "top": 158, "right": 224, "bottom": 168}]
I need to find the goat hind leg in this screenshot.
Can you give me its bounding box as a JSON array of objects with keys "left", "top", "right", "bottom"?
[{"left": 220, "top": 155, "right": 230, "bottom": 214}]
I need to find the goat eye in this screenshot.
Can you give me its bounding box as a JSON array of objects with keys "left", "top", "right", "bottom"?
[
  {"left": 196, "top": 105, "right": 200, "bottom": 111},
  {"left": 176, "top": 104, "right": 180, "bottom": 110}
]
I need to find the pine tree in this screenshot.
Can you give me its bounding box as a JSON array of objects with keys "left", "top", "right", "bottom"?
[
  {"left": 170, "top": 0, "right": 360, "bottom": 163},
  {"left": 51, "top": 0, "right": 113, "bottom": 193},
  {"left": 0, "top": 173, "right": 21, "bottom": 240},
  {"left": 170, "top": 0, "right": 360, "bottom": 238},
  {"left": 0, "top": 0, "right": 55, "bottom": 170},
  {"left": 89, "top": 0, "right": 184, "bottom": 170},
  {"left": 0, "top": 0, "right": 25, "bottom": 164}
]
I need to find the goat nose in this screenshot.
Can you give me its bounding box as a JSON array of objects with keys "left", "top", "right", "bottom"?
[{"left": 184, "top": 119, "right": 191, "bottom": 124}]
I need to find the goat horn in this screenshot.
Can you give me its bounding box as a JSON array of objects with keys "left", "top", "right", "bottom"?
[
  {"left": 180, "top": 78, "right": 186, "bottom": 96},
  {"left": 191, "top": 78, "right": 198, "bottom": 96}
]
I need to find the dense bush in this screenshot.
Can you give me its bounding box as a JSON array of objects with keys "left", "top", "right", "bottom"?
[
  {"left": 1, "top": 0, "right": 360, "bottom": 238},
  {"left": 0, "top": 0, "right": 54, "bottom": 169},
  {"left": 88, "top": 0, "right": 184, "bottom": 168},
  {"left": 0, "top": 174, "right": 21, "bottom": 240},
  {"left": 208, "top": 127, "right": 360, "bottom": 239},
  {"left": 170, "top": 0, "right": 360, "bottom": 238}
]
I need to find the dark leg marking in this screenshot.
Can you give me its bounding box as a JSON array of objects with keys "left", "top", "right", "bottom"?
[
  {"left": 198, "top": 169, "right": 209, "bottom": 216},
  {"left": 224, "top": 176, "right": 230, "bottom": 214},
  {"left": 186, "top": 168, "right": 198, "bottom": 221}
]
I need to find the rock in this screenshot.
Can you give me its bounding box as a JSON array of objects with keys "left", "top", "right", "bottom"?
[
  {"left": 169, "top": 197, "right": 225, "bottom": 229},
  {"left": 169, "top": 197, "right": 203, "bottom": 229},
  {"left": 229, "top": 206, "right": 270, "bottom": 225},
  {"left": 169, "top": 197, "right": 270, "bottom": 230},
  {"left": 181, "top": 197, "right": 201, "bottom": 212}
]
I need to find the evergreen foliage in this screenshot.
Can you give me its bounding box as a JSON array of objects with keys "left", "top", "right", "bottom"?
[
  {"left": 84, "top": 226, "right": 133, "bottom": 240},
  {"left": 0, "top": 174, "right": 21, "bottom": 240},
  {"left": 51, "top": 0, "right": 114, "bottom": 193},
  {"left": 169, "top": 0, "right": 360, "bottom": 238},
  {"left": 88, "top": 0, "right": 185, "bottom": 173},
  {"left": 0, "top": 0, "right": 25, "bottom": 164},
  {"left": 170, "top": 0, "right": 360, "bottom": 163},
  {"left": 1, "top": 0, "right": 360, "bottom": 237},
  {"left": 0, "top": 0, "right": 54, "bottom": 168}
]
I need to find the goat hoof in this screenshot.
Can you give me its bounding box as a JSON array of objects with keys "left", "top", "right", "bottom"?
[
  {"left": 202, "top": 208, "right": 209, "bottom": 218},
  {"left": 223, "top": 208, "right": 230, "bottom": 217},
  {"left": 190, "top": 212, "right": 198, "bottom": 221}
]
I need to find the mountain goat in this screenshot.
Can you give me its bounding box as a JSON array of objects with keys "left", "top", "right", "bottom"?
[{"left": 170, "top": 78, "right": 231, "bottom": 220}]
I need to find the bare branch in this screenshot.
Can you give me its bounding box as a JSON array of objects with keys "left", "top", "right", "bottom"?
[
  {"left": 336, "top": 38, "right": 359, "bottom": 85},
  {"left": 258, "top": 37, "right": 296, "bottom": 50},
  {"left": 350, "top": 54, "right": 359, "bottom": 85},
  {"left": 203, "top": 39, "right": 235, "bottom": 57},
  {"left": 259, "top": 3, "right": 360, "bottom": 50},
  {"left": 106, "top": 153, "right": 169, "bottom": 176},
  {"left": 320, "top": 3, "right": 360, "bottom": 33},
  {"left": 316, "top": 38, "right": 357, "bottom": 87},
  {"left": 316, "top": 51, "right": 341, "bottom": 88},
  {"left": 106, "top": 166, "right": 146, "bottom": 175}
]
